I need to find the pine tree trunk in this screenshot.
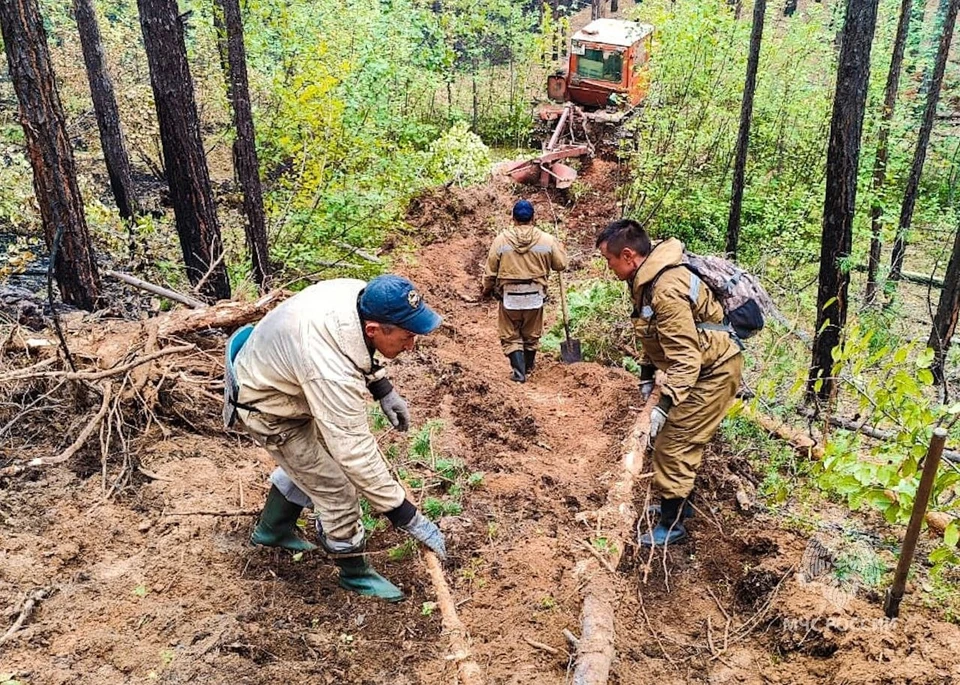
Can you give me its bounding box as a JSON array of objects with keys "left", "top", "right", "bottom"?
[
  {"left": 591, "top": 0, "right": 604, "bottom": 20},
  {"left": 726, "top": 0, "right": 766, "bottom": 261},
  {"left": 217, "top": 0, "right": 269, "bottom": 291},
  {"left": 74, "top": 0, "right": 140, "bottom": 221},
  {"left": 889, "top": 0, "right": 959, "bottom": 288},
  {"left": 211, "top": 1, "right": 232, "bottom": 100},
  {"left": 137, "top": 0, "right": 231, "bottom": 301},
  {"left": 864, "top": 0, "right": 912, "bottom": 306},
  {"left": 808, "top": 0, "right": 880, "bottom": 404},
  {"left": 0, "top": 0, "right": 101, "bottom": 310},
  {"left": 929, "top": 227, "right": 960, "bottom": 382}
]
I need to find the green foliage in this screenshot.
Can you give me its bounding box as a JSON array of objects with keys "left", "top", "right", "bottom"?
[
  {"left": 388, "top": 539, "right": 418, "bottom": 561},
  {"left": 542, "top": 278, "right": 633, "bottom": 364},
  {"left": 810, "top": 323, "right": 960, "bottom": 571},
  {"left": 426, "top": 122, "right": 491, "bottom": 187}
]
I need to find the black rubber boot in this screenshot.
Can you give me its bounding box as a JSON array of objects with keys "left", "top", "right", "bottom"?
[
  {"left": 639, "top": 497, "right": 688, "bottom": 547},
  {"left": 508, "top": 350, "right": 526, "bottom": 383},
  {"left": 647, "top": 491, "right": 695, "bottom": 519},
  {"left": 329, "top": 541, "right": 404, "bottom": 602},
  {"left": 251, "top": 485, "right": 318, "bottom": 552},
  {"left": 524, "top": 350, "right": 536, "bottom": 374}
]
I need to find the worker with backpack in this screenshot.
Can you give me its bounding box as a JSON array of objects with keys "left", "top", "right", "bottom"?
[{"left": 596, "top": 219, "right": 746, "bottom": 547}]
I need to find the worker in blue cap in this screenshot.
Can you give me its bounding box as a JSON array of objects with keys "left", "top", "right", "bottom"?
[
  {"left": 482, "top": 199, "right": 568, "bottom": 382},
  {"left": 222, "top": 275, "right": 445, "bottom": 602}
]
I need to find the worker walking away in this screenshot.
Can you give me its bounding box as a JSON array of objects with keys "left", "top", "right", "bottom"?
[
  {"left": 481, "top": 199, "right": 568, "bottom": 382},
  {"left": 596, "top": 220, "right": 743, "bottom": 547},
  {"left": 222, "top": 275, "right": 447, "bottom": 602}
]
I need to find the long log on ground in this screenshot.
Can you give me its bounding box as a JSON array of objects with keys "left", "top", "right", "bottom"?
[
  {"left": 796, "top": 406, "right": 960, "bottom": 463},
  {"left": 157, "top": 290, "right": 285, "bottom": 338},
  {"left": 853, "top": 263, "right": 944, "bottom": 288},
  {"left": 571, "top": 391, "right": 656, "bottom": 685},
  {"left": 424, "top": 552, "right": 484, "bottom": 685},
  {"left": 400, "top": 480, "right": 483, "bottom": 684},
  {"left": 741, "top": 405, "right": 956, "bottom": 539}
]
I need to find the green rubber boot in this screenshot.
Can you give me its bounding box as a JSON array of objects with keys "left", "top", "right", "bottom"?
[
  {"left": 332, "top": 543, "right": 405, "bottom": 602},
  {"left": 250, "top": 485, "right": 318, "bottom": 553}
]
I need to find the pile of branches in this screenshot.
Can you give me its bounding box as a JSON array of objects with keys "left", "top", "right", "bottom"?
[{"left": 0, "top": 293, "right": 283, "bottom": 492}]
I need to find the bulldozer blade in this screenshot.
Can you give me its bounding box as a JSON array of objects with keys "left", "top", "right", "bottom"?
[
  {"left": 560, "top": 337, "right": 582, "bottom": 364},
  {"left": 546, "top": 162, "right": 578, "bottom": 189}
]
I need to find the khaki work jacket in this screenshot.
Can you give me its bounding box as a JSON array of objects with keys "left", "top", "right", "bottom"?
[
  {"left": 483, "top": 225, "right": 568, "bottom": 294},
  {"left": 630, "top": 239, "right": 740, "bottom": 406},
  {"left": 234, "top": 279, "right": 397, "bottom": 499}
]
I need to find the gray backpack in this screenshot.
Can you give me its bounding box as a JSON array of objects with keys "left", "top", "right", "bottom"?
[{"left": 646, "top": 252, "right": 781, "bottom": 342}]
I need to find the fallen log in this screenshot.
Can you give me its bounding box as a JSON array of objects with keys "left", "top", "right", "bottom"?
[
  {"left": 741, "top": 405, "right": 957, "bottom": 542},
  {"left": 157, "top": 290, "right": 285, "bottom": 338},
  {"left": 571, "top": 391, "right": 656, "bottom": 685},
  {"left": 852, "top": 263, "right": 944, "bottom": 289},
  {"left": 424, "top": 552, "right": 484, "bottom": 685},
  {"left": 796, "top": 407, "right": 960, "bottom": 464}
]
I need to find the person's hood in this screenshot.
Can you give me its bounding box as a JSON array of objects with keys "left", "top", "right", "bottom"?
[
  {"left": 505, "top": 225, "right": 540, "bottom": 254},
  {"left": 633, "top": 238, "right": 685, "bottom": 287}
]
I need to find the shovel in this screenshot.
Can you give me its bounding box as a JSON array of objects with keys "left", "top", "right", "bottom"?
[{"left": 557, "top": 272, "right": 582, "bottom": 363}]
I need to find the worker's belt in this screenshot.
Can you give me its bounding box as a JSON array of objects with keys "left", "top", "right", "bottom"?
[{"left": 502, "top": 282, "right": 544, "bottom": 311}]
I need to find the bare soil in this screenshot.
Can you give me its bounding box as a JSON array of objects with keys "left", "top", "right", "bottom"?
[{"left": 2, "top": 164, "right": 960, "bottom": 684}]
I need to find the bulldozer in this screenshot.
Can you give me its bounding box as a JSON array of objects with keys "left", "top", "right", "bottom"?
[{"left": 501, "top": 18, "right": 653, "bottom": 189}]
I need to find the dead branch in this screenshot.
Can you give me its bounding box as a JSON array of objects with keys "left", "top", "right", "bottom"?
[
  {"left": 0, "top": 344, "right": 194, "bottom": 383},
  {"left": 523, "top": 635, "right": 562, "bottom": 656},
  {"left": 424, "top": 552, "right": 484, "bottom": 685},
  {"left": 0, "top": 588, "right": 49, "bottom": 647},
  {"left": 104, "top": 269, "right": 208, "bottom": 309}
]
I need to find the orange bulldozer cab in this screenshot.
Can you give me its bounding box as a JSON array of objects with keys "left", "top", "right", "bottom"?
[{"left": 548, "top": 18, "right": 653, "bottom": 109}]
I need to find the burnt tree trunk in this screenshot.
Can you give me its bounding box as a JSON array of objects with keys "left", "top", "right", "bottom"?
[
  {"left": 74, "top": 0, "right": 140, "bottom": 221},
  {"left": 591, "top": 0, "right": 604, "bottom": 20},
  {"left": 808, "top": 0, "right": 880, "bottom": 405},
  {"left": 889, "top": 0, "right": 959, "bottom": 288},
  {"left": 929, "top": 227, "right": 960, "bottom": 382},
  {"left": 138, "top": 0, "right": 231, "bottom": 300},
  {"left": 726, "top": 0, "right": 766, "bottom": 261},
  {"left": 217, "top": 0, "right": 269, "bottom": 290},
  {"left": 211, "top": 1, "right": 232, "bottom": 100},
  {"left": 863, "top": 0, "right": 912, "bottom": 305},
  {"left": 0, "top": 0, "right": 101, "bottom": 310}
]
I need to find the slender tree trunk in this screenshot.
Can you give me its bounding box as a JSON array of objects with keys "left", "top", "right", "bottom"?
[
  {"left": 611, "top": 0, "right": 619, "bottom": 13},
  {"left": 929, "top": 226, "right": 960, "bottom": 382},
  {"left": 74, "top": 0, "right": 140, "bottom": 221},
  {"left": 864, "top": 0, "right": 913, "bottom": 306},
  {"left": 137, "top": 0, "right": 231, "bottom": 301},
  {"left": 808, "top": 0, "right": 880, "bottom": 405},
  {"left": 217, "top": 0, "right": 269, "bottom": 291},
  {"left": 0, "top": 0, "right": 101, "bottom": 310},
  {"left": 889, "top": 0, "right": 959, "bottom": 288},
  {"left": 211, "top": 1, "right": 232, "bottom": 100},
  {"left": 785, "top": 0, "right": 798, "bottom": 16},
  {"left": 591, "top": 0, "right": 604, "bottom": 20},
  {"left": 726, "top": 0, "right": 766, "bottom": 261}
]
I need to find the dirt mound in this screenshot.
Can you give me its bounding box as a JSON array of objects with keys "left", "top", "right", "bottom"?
[{"left": 404, "top": 176, "right": 516, "bottom": 244}]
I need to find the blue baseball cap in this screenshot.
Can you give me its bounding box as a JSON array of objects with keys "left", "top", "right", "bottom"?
[
  {"left": 513, "top": 199, "right": 534, "bottom": 222},
  {"left": 359, "top": 275, "right": 442, "bottom": 335}
]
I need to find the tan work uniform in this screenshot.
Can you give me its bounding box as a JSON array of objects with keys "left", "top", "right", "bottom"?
[
  {"left": 233, "top": 279, "right": 405, "bottom": 547},
  {"left": 630, "top": 238, "right": 743, "bottom": 499},
  {"left": 483, "top": 225, "right": 568, "bottom": 355}
]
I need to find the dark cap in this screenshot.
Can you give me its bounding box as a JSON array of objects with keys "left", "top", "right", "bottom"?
[
  {"left": 513, "top": 199, "right": 534, "bottom": 223},
  {"left": 359, "top": 275, "right": 442, "bottom": 335}
]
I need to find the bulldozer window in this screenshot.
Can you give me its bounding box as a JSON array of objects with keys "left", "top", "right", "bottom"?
[{"left": 577, "top": 48, "right": 623, "bottom": 83}]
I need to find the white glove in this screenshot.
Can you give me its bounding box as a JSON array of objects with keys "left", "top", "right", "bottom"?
[
  {"left": 400, "top": 511, "right": 447, "bottom": 560},
  {"left": 380, "top": 390, "right": 410, "bottom": 431},
  {"left": 649, "top": 406, "right": 668, "bottom": 442},
  {"left": 639, "top": 380, "right": 655, "bottom": 402}
]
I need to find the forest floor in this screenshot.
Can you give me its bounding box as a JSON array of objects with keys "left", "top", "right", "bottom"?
[{"left": 2, "top": 162, "right": 960, "bottom": 685}]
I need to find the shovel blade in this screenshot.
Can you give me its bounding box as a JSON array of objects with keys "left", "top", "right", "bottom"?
[{"left": 560, "top": 338, "right": 582, "bottom": 364}]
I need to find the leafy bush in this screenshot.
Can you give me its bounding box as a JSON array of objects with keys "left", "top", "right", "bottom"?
[{"left": 425, "top": 122, "right": 491, "bottom": 187}]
